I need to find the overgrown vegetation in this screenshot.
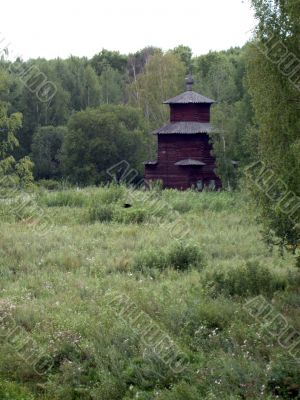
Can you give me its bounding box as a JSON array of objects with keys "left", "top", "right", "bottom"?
[
  {"left": 0, "top": 1, "right": 299, "bottom": 398},
  {"left": 0, "top": 186, "right": 299, "bottom": 399},
  {"left": 245, "top": 0, "right": 300, "bottom": 253}
]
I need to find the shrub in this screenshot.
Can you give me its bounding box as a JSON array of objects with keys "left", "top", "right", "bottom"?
[
  {"left": 204, "top": 261, "right": 286, "bottom": 298},
  {"left": 133, "top": 242, "right": 204, "bottom": 272},
  {"left": 115, "top": 207, "right": 148, "bottom": 224},
  {"left": 133, "top": 248, "right": 167, "bottom": 271},
  {"left": 89, "top": 203, "right": 150, "bottom": 225},
  {"left": 167, "top": 242, "right": 204, "bottom": 271},
  {"left": 88, "top": 204, "right": 115, "bottom": 222},
  {"left": 97, "top": 184, "right": 124, "bottom": 205},
  {"left": 186, "top": 297, "right": 237, "bottom": 332}
]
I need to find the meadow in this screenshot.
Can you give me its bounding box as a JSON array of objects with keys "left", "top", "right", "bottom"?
[{"left": 0, "top": 185, "right": 299, "bottom": 399}]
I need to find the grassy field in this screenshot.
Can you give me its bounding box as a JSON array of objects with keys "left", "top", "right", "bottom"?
[{"left": 0, "top": 185, "right": 299, "bottom": 399}]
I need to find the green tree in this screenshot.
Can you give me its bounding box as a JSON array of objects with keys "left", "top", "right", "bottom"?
[
  {"left": 0, "top": 71, "right": 34, "bottom": 187},
  {"left": 127, "top": 47, "right": 161, "bottom": 82},
  {"left": 170, "top": 45, "right": 192, "bottom": 72},
  {"left": 193, "top": 51, "right": 238, "bottom": 102},
  {"left": 192, "top": 48, "right": 256, "bottom": 188},
  {"left": 12, "top": 59, "right": 70, "bottom": 155},
  {"left": 246, "top": 0, "right": 300, "bottom": 253},
  {"left": 0, "top": 104, "right": 22, "bottom": 166},
  {"left": 58, "top": 57, "right": 100, "bottom": 111},
  {"left": 99, "top": 66, "right": 125, "bottom": 104},
  {"left": 82, "top": 65, "right": 101, "bottom": 108},
  {"left": 127, "top": 52, "right": 186, "bottom": 128},
  {"left": 91, "top": 49, "right": 128, "bottom": 76},
  {"left": 31, "top": 125, "right": 66, "bottom": 179},
  {"left": 61, "top": 105, "right": 148, "bottom": 185}
]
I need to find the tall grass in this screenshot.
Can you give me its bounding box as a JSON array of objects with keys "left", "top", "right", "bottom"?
[
  {"left": 0, "top": 185, "right": 298, "bottom": 399},
  {"left": 132, "top": 241, "right": 205, "bottom": 272}
]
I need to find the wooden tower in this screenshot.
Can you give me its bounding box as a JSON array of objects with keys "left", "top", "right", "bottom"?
[{"left": 144, "top": 76, "right": 221, "bottom": 190}]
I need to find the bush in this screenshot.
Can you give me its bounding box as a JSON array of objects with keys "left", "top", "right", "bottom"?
[
  {"left": 204, "top": 261, "right": 286, "bottom": 298},
  {"left": 88, "top": 203, "right": 149, "bottom": 224},
  {"left": 133, "top": 248, "right": 167, "bottom": 271},
  {"left": 167, "top": 242, "right": 204, "bottom": 271},
  {"left": 172, "top": 200, "right": 192, "bottom": 214},
  {"left": 186, "top": 297, "right": 237, "bottom": 332},
  {"left": 87, "top": 185, "right": 125, "bottom": 222},
  {"left": 97, "top": 185, "right": 124, "bottom": 205},
  {"left": 115, "top": 207, "right": 148, "bottom": 224},
  {"left": 88, "top": 204, "right": 115, "bottom": 222},
  {"left": 133, "top": 242, "right": 205, "bottom": 272}
]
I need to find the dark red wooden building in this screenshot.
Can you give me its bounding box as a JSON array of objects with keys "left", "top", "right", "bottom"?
[{"left": 144, "top": 76, "right": 221, "bottom": 190}]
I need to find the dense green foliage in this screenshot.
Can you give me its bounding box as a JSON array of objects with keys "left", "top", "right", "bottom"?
[
  {"left": 0, "top": 70, "right": 34, "bottom": 187},
  {"left": 0, "top": 187, "right": 299, "bottom": 399},
  {"left": 193, "top": 47, "right": 257, "bottom": 188},
  {"left": 31, "top": 126, "right": 66, "bottom": 179},
  {"left": 128, "top": 52, "right": 186, "bottom": 128},
  {"left": 61, "top": 105, "right": 149, "bottom": 184},
  {"left": 246, "top": 0, "right": 300, "bottom": 250},
  {"left": 0, "top": 45, "right": 256, "bottom": 186}
]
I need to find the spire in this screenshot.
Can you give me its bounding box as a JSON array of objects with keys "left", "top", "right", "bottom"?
[{"left": 185, "top": 74, "right": 194, "bottom": 91}]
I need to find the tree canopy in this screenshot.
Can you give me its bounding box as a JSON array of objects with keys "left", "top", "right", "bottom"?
[
  {"left": 245, "top": 0, "right": 300, "bottom": 249},
  {"left": 61, "top": 105, "right": 149, "bottom": 185}
]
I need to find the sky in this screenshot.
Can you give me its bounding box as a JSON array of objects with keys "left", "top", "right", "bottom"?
[{"left": 1, "top": 0, "right": 257, "bottom": 60}]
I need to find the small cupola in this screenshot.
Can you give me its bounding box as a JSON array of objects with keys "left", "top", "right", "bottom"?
[{"left": 163, "top": 75, "right": 216, "bottom": 123}]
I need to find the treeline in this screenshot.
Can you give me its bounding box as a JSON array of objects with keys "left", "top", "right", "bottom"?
[
  {"left": 0, "top": 45, "right": 255, "bottom": 186},
  {"left": 0, "top": 0, "right": 299, "bottom": 255}
]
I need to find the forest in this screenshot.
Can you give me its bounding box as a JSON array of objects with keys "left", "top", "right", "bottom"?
[
  {"left": 0, "top": 0, "right": 299, "bottom": 399},
  {"left": 0, "top": 44, "right": 254, "bottom": 186}
]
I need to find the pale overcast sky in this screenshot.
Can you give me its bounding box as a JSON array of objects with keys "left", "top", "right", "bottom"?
[{"left": 1, "top": 0, "right": 256, "bottom": 60}]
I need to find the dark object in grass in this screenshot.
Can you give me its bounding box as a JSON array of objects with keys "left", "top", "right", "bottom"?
[{"left": 123, "top": 203, "right": 132, "bottom": 208}]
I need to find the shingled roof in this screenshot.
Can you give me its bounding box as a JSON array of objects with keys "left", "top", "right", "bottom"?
[
  {"left": 163, "top": 90, "right": 216, "bottom": 104},
  {"left": 153, "top": 121, "right": 213, "bottom": 135}
]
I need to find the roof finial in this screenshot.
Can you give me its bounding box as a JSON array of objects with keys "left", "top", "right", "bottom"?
[{"left": 185, "top": 74, "right": 194, "bottom": 91}]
